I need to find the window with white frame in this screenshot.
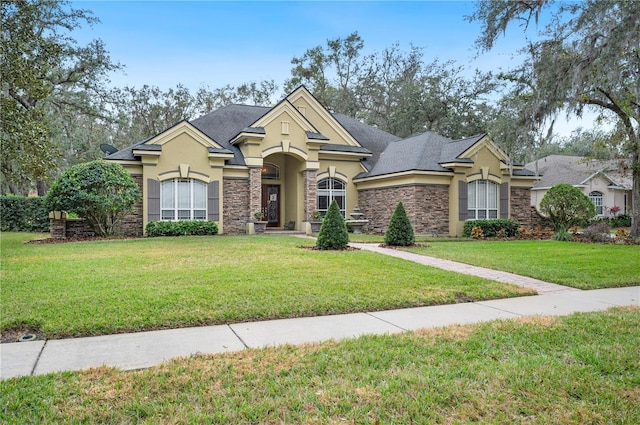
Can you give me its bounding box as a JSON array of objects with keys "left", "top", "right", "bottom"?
[
  {"left": 589, "top": 191, "right": 604, "bottom": 215},
  {"left": 317, "top": 178, "right": 346, "bottom": 217},
  {"left": 467, "top": 180, "right": 498, "bottom": 219},
  {"left": 161, "top": 178, "right": 207, "bottom": 220}
]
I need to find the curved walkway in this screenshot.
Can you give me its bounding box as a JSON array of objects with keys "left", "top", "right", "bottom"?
[{"left": 349, "top": 243, "right": 579, "bottom": 294}]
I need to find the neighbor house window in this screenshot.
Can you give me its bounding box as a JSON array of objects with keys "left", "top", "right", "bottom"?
[
  {"left": 317, "top": 178, "right": 346, "bottom": 217},
  {"left": 161, "top": 178, "right": 207, "bottom": 220},
  {"left": 589, "top": 191, "right": 604, "bottom": 215},
  {"left": 467, "top": 180, "right": 498, "bottom": 219}
]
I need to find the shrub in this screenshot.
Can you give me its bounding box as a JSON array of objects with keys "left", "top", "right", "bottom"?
[
  {"left": 471, "top": 226, "right": 484, "bottom": 239},
  {"left": 553, "top": 230, "right": 573, "bottom": 241},
  {"left": 540, "top": 184, "right": 596, "bottom": 231},
  {"left": 582, "top": 221, "right": 611, "bottom": 243},
  {"left": 384, "top": 202, "right": 415, "bottom": 246},
  {"left": 610, "top": 214, "right": 632, "bottom": 228},
  {"left": 462, "top": 219, "right": 520, "bottom": 238},
  {"left": 316, "top": 200, "right": 349, "bottom": 250},
  {"left": 614, "top": 228, "right": 631, "bottom": 244},
  {"left": 0, "top": 195, "right": 49, "bottom": 232},
  {"left": 44, "top": 160, "right": 141, "bottom": 237},
  {"left": 146, "top": 220, "right": 218, "bottom": 237}
]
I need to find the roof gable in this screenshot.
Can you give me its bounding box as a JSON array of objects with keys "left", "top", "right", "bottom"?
[
  {"left": 146, "top": 120, "right": 224, "bottom": 149},
  {"left": 286, "top": 86, "right": 361, "bottom": 147},
  {"left": 250, "top": 99, "right": 319, "bottom": 135}
]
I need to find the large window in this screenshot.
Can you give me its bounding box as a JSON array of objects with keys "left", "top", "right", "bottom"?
[
  {"left": 161, "top": 179, "right": 207, "bottom": 220},
  {"left": 589, "top": 191, "right": 604, "bottom": 215},
  {"left": 317, "top": 178, "right": 346, "bottom": 217},
  {"left": 467, "top": 180, "right": 498, "bottom": 219}
]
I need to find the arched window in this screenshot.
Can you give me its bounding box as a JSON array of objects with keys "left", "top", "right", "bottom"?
[
  {"left": 467, "top": 180, "right": 498, "bottom": 219},
  {"left": 317, "top": 178, "right": 346, "bottom": 217},
  {"left": 161, "top": 179, "right": 207, "bottom": 220},
  {"left": 589, "top": 191, "right": 604, "bottom": 215},
  {"left": 261, "top": 163, "right": 280, "bottom": 179}
]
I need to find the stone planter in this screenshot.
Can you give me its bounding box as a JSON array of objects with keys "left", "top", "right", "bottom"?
[
  {"left": 254, "top": 221, "right": 268, "bottom": 234},
  {"left": 308, "top": 221, "right": 322, "bottom": 233}
]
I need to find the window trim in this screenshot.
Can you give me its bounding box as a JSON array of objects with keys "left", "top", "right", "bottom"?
[
  {"left": 317, "top": 177, "right": 347, "bottom": 217},
  {"left": 467, "top": 180, "right": 498, "bottom": 220},
  {"left": 160, "top": 178, "right": 207, "bottom": 221},
  {"left": 589, "top": 191, "right": 604, "bottom": 215}
]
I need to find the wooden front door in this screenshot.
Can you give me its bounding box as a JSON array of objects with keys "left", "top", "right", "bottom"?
[{"left": 262, "top": 185, "right": 280, "bottom": 227}]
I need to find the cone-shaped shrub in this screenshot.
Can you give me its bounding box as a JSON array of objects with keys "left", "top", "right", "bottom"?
[
  {"left": 316, "top": 200, "right": 349, "bottom": 250},
  {"left": 384, "top": 201, "right": 415, "bottom": 246}
]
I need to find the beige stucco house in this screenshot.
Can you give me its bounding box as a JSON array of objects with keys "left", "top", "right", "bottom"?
[
  {"left": 105, "top": 86, "right": 539, "bottom": 236},
  {"left": 526, "top": 155, "right": 633, "bottom": 217}
]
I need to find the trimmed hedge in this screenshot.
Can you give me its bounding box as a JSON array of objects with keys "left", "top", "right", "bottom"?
[
  {"left": 462, "top": 219, "right": 520, "bottom": 238},
  {"left": 0, "top": 196, "right": 49, "bottom": 232},
  {"left": 146, "top": 220, "right": 219, "bottom": 237}
]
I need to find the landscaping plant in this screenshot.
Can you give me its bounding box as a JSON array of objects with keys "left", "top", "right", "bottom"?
[
  {"left": 44, "top": 160, "right": 141, "bottom": 237},
  {"left": 384, "top": 201, "right": 415, "bottom": 246},
  {"left": 316, "top": 200, "right": 349, "bottom": 250},
  {"left": 540, "top": 183, "right": 596, "bottom": 232}
]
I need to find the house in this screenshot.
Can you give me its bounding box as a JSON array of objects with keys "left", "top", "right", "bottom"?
[
  {"left": 526, "top": 155, "right": 633, "bottom": 216},
  {"left": 105, "top": 86, "right": 539, "bottom": 236}
]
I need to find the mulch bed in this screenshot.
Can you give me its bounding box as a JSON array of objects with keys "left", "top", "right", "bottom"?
[
  {"left": 26, "top": 235, "right": 139, "bottom": 245},
  {"left": 299, "top": 245, "right": 360, "bottom": 251}
]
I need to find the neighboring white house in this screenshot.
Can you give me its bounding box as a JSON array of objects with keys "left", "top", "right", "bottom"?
[{"left": 526, "top": 155, "right": 632, "bottom": 217}]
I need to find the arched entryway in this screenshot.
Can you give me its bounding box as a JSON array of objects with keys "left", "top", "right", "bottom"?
[{"left": 260, "top": 153, "right": 308, "bottom": 230}]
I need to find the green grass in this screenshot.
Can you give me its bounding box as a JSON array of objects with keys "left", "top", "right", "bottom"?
[
  {"left": 2, "top": 307, "right": 638, "bottom": 424},
  {"left": 1, "top": 233, "right": 531, "bottom": 339},
  {"left": 406, "top": 239, "right": 640, "bottom": 289}
]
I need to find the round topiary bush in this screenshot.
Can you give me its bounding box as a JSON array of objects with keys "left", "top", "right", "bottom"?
[
  {"left": 540, "top": 183, "right": 596, "bottom": 232},
  {"left": 316, "top": 200, "right": 349, "bottom": 250},
  {"left": 384, "top": 201, "right": 415, "bottom": 246}
]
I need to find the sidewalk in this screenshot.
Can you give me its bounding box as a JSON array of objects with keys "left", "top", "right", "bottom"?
[{"left": 2, "top": 242, "right": 638, "bottom": 380}]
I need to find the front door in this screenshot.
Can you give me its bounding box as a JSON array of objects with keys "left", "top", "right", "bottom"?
[{"left": 262, "top": 185, "right": 280, "bottom": 227}]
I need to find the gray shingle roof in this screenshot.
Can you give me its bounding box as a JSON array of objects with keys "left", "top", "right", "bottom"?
[
  {"left": 364, "top": 132, "right": 491, "bottom": 178},
  {"left": 332, "top": 113, "right": 401, "bottom": 170},
  {"left": 106, "top": 104, "right": 398, "bottom": 168},
  {"left": 525, "top": 155, "right": 631, "bottom": 188}
]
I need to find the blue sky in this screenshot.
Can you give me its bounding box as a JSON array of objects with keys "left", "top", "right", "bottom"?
[
  {"left": 71, "top": 0, "right": 594, "bottom": 136},
  {"left": 73, "top": 1, "right": 524, "bottom": 92}
]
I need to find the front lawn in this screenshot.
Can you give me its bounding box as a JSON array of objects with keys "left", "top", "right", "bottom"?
[
  {"left": 1, "top": 233, "right": 531, "bottom": 340},
  {"left": 406, "top": 240, "right": 640, "bottom": 289},
  {"left": 2, "top": 307, "right": 638, "bottom": 423}
]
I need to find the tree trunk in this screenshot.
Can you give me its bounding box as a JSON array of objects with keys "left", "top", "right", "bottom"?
[
  {"left": 631, "top": 161, "right": 640, "bottom": 239},
  {"left": 36, "top": 180, "right": 48, "bottom": 196}
]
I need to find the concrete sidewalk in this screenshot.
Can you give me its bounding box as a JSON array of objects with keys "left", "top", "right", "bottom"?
[{"left": 2, "top": 286, "right": 638, "bottom": 380}]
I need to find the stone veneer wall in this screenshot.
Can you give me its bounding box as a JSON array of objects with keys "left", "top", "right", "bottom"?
[
  {"left": 248, "top": 168, "right": 262, "bottom": 219},
  {"left": 224, "top": 177, "right": 250, "bottom": 234},
  {"left": 115, "top": 175, "right": 143, "bottom": 236},
  {"left": 303, "top": 169, "right": 317, "bottom": 221},
  {"left": 510, "top": 186, "right": 552, "bottom": 230},
  {"left": 358, "top": 184, "right": 449, "bottom": 234}
]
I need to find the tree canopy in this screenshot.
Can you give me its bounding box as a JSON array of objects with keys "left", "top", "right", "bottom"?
[
  {"left": 469, "top": 0, "right": 640, "bottom": 237},
  {"left": 1, "top": 0, "right": 121, "bottom": 195}
]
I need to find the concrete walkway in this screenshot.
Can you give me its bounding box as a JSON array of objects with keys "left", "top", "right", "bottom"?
[
  {"left": 349, "top": 243, "right": 579, "bottom": 294},
  {"left": 2, "top": 241, "right": 638, "bottom": 380}
]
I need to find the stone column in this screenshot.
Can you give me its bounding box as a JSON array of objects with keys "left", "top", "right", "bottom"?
[
  {"left": 249, "top": 167, "right": 262, "bottom": 219},
  {"left": 303, "top": 169, "right": 317, "bottom": 221}
]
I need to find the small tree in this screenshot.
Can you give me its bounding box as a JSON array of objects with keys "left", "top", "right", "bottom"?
[
  {"left": 316, "top": 200, "right": 349, "bottom": 250},
  {"left": 385, "top": 202, "right": 415, "bottom": 246},
  {"left": 539, "top": 184, "right": 596, "bottom": 232},
  {"left": 45, "top": 160, "right": 141, "bottom": 237}
]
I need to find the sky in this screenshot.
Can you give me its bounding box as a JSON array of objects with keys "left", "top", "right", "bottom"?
[{"left": 71, "top": 0, "right": 593, "bottom": 136}]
